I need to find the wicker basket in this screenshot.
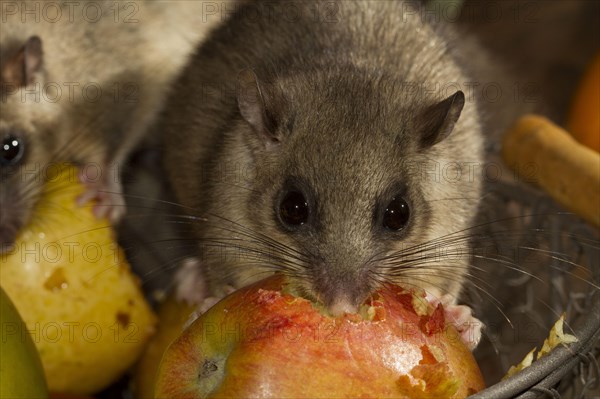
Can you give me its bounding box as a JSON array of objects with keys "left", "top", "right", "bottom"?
[{"left": 468, "top": 180, "right": 599, "bottom": 398}]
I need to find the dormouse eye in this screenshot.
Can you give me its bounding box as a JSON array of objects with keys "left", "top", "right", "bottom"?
[
  {"left": 279, "top": 190, "right": 309, "bottom": 227},
  {"left": 383, "top": 197, "right": 410, "bottom": 231},
  {"left": 1, "top": 135, "right": 25, "bottom": 167}
]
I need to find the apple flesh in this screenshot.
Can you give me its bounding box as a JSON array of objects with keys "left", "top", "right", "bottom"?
[{"left": 155, "top": 275, "right": 485, "bottom": 398}]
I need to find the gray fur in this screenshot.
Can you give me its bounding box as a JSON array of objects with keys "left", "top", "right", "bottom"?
[
  {"left": 162, "top": 0, "right": 512, "bottom": 312},
  {"left": 0, "top": 0, "right": 229, "bottom": 248}
]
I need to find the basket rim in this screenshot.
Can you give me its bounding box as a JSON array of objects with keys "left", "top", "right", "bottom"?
[{"left": 469, "top": 292, "right": 600, "bottom": 398}]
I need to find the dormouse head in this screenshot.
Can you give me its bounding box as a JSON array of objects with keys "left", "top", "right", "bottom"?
[
  {"left": 207, "top": 67, "right": 483, "bottom": 314},
  {"left": 1, "top": 36, "right": 59, "bottom": 252}
]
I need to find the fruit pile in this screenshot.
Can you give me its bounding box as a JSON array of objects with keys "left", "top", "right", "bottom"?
[
  {"left": 2, "top": 53, "right": 597, "bottom": 398},
  {"left": 1, "top": 165, "right": 484, "bottom": 398}
]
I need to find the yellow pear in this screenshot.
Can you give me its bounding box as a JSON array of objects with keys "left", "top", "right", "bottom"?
[{"left": 1, "top": 164, "right": 156, "bottom": 395}]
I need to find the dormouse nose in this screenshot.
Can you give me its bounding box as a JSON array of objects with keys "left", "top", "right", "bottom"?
[
  {"left": 313, "top": 270, "right": 370, "bottom": 317},
  {"left": 312, "top": 233, "right": 374, "bottom": 316},
  {"left": 327, "top": 297, "right": 359, "bottom": 316}
]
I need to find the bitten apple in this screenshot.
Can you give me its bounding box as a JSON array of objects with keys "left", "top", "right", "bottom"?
[{"left": 155, "top": 275, "right": 485, "bottom": 398}]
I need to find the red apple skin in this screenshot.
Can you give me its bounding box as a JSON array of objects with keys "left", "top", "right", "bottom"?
[{"left": 155, "top": 275, "right": 485, "bottom": 398}]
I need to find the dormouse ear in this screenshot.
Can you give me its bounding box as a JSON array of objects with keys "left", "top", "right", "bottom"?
[
  {"left": 420, "top": 90, "right": 465, "bottom": 148},
  {"left": 1, "top": 36, "right": 44, "bottom": 88},
  {"left": 237, "top": 68, "right": 280, "bottom": 147}
]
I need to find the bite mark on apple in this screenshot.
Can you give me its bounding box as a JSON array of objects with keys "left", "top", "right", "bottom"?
[
  {"left": 396, "top": 362, "right": 461, "bottom": 398},
  {"left": 420, "top": 304, "right": 446, "bottom": 336}
]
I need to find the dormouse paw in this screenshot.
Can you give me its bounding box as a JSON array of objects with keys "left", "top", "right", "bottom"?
[
  {"left": 196, "top": 285, "right": 236, "bottom": 314},
  {"left": 77, "top": 167, "right": 126, "bottom": 222},
  {"left": 180, "top": 284, "right": 236, "bottom": 331},
  {"left": 426, "top": 293, "right": 484, "bottom": 351},
  {"left": 174, "top": 258, "right": 208, "bottom": 306},
  {"left": 174, "top": 257, "right": 237, "bottom": 315}
]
